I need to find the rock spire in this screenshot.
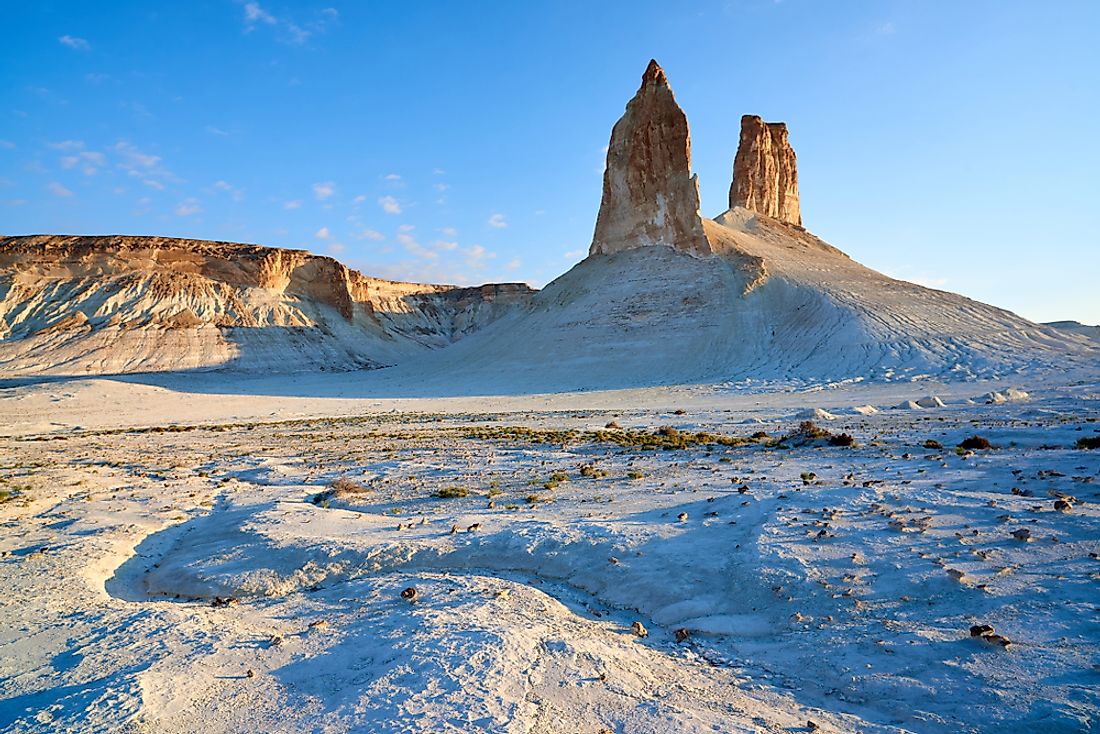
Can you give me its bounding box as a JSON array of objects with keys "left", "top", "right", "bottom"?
[
  {"left": 729, "top": 115, "right": 801, "bottom": 226},
  {"left": 589, "top": 60, "right": 711, "bottom": 257}
]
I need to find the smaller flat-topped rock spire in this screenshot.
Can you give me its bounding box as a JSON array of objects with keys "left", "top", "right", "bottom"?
[
  {"left": 730, "top": 115, "right": 801, "bottom": 226},
  {"left": 589, "top": 60, "right": 711, "bottom": 257}
]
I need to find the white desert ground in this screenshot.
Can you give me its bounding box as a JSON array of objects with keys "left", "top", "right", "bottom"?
[{"left": 1, "top": 369, "right": 1099, "bottom": 734}]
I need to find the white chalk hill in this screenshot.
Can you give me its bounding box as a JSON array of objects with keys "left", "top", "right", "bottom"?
[{"left": 403, "top": 208, "right": 1091, "bottom": 392}]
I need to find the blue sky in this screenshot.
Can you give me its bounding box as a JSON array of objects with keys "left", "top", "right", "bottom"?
[{"left": 2, "top": 1, "right": 1098, "bottom": 323}]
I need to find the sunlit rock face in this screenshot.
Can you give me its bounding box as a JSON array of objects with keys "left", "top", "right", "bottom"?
[
  {"left": 589, "top": 60, "right": 712, "bottom": 258},
  {"left": 0, "top": 234, "right": 534, "bottom": 376},
  {"left": 729, "top": 115, "right": 801, "bottom": 226}
]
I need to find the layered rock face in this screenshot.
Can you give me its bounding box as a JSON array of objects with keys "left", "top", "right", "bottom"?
[
  {"left": 0, "top": 235, "right": 534, "bottom": 376},
  {"left": 589, "top": 60, "right": 711, "bottom": 258},
  {"left": 729, "top": 115, "right": 801, "bottom": 226}
]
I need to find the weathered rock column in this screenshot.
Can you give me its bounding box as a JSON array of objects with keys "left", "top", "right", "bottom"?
[
  {"left": 589, "top": 60, "right": 712, "bottom": 257},
  {"left": 730, "top": 115, "right": 801, "bottom": 226}
]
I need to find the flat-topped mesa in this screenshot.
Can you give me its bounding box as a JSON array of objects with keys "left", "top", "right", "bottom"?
[
  {"left": 730, "top": 115, "right": 801, "bottom": 226},
  {"left": 589, "top": 60, "right": 712, "bottom": 258}
]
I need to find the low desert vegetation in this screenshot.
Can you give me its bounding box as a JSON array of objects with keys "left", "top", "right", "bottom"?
[
  {"left": 579, "top": 464, "right": 609, "bottom": 479},
  {"left": 433, "top": 486, "right": 469, "bottom": 499},
  {"left": 459, "top": 425, "right": 756, "bottom": 451},
  {"left": 1076, "top": 436, "right": 1100, "bottom": 450},
  {"left": 959, "top": 435, "right": 992, "bottom": 450},
  {"left": 780, "top": 421, "right": 857, "bottom": 448},
  {"left": 310, "top": 476, "right": 370, "bottom": 505}
]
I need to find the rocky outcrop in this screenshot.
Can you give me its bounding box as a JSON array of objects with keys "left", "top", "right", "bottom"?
[
  {"left": 729, "top": 115, "right": 801, "bottom": 226},
  {"left": 0, "top": 235, "right": 535, "bottom": 376},
  {"left": 589, "top": 60, "right": 711, "bottom": 258}
]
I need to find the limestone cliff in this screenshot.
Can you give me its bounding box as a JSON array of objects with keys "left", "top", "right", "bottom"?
[
  {"left": 0, "top": 235, "right": 534, "bottom": 376},
  {"left": 589, "top": 60, "right": 711, "bottom": 258},
  {"left": 729, "top": 115, "right": 801, "bottom": 226}
]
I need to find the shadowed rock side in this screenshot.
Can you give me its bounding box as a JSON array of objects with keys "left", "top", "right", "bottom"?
[
  {"left": 589, "top": 60, "right": 711, "bottom": 258},
  {"left": 730, "top": 115, "right": 801, "bottom": 226},
  {"left": 0, "top": 235, "right": 534, "bottom": 376}
]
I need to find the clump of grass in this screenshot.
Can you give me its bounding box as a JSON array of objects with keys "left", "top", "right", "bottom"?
[
  {"left": 433, "top": 486, "right": 469, "bottom": 499},
  {"left": 460, "top": 425, "right": 754, "bottom": 451},
  {"left": 525, "top": 494, "right": 543, "bottom": 504},
  {"left": 627, "top": 470, "right": 645, "bottom": 480},
  {"left": 923, "top": 439, "right": 944, "bottom": 450},
  {"left": 828, "top": 432, "right": 856, "bottom": 447},
  {"left": 958, "top": 436, "right": 992, "bottom": 451},
  {"left": 311, "top": 476, "right": 370, "bottom": 505},
  {"left": 0, "top": 486, "right": 27, "bottom": 504},
  {"left": 781, "top": 421, "right": 857, "bottom": 448},
  {"left": 1076, "top": 436, "right": 1100, "bottom": 450},
  {"left": 579, "top": 464, "right": 609, "bottom": 479},
  {"left": 549, "top": 471, "right": 570, "bottom": 483}
]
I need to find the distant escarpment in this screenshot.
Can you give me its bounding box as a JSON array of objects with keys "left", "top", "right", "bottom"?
[{"left": 0, "top": 235, "right": 533, "bottom": 377}]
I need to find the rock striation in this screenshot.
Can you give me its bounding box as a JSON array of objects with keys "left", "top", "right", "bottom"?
[
  {"left": 589, "top": 60, "right": 711, "bottom": 258},
  {"left": 0, "top": 235, "right": 534, "bottom": 376},
  {"left": 729, "top": 115, "right": 801, "bottom": 226}
]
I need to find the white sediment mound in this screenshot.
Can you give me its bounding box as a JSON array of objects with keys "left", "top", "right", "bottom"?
[
  {"left": 980, "top": 388, "right": 1030, "bottom": 404},
  {"left": 795, "top": 407, "right": 836, "bottom": 421}
]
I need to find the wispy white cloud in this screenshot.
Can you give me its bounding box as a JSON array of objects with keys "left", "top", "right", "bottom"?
[
  {"left": 439, "top": 226, "right": 458, "bottom": 237},
  {"left": 47, "top": 182, "right": 73, "bottom": 197},
  {"left": 463, "top": 244, "right": 495, "bottom": 268},
  {"left": 352, "top": 194, "right": 366, "bottom": 205},
  {"left": 874, "top": 21, "right": 896, "bottom": 35},
  {"left": 397, "top": 232, "right": 435, "bottom": 259},
  {"left": 205, "top": 125, "right": 230, "bottom": 137},
  {"left": 59, "top": 150, "right": 105, "bottom": 175},
  {"left": 563, "top": 249, "right": 585, "bottom": 260},
  {"left": 313, "top": 181, "right": 335, "bottom": 200},
  {"left": 487, "top": 213, "right": 507, "bottom": 229},
  {"left": 213, "top": 179, "right": 244, "bottom": 201},
  {"left": 379, "top": 195, "right": 402, "bottom": 214},
  {"left": 432, "top": 240, "right": 458, "bottom": 251},
  {"left": 284, "top": 199, "right": 302, "bottom": 210},
  {"left": 384, "top": 173, "right": 401, "bottom": 181},
  {"left": 59, "top": 35, "right": 91, "bottom": 51},
  {"left": 327, "top": 242, "right": 345, "bottom": 255},
  {"left": 505, "top": 257, "right": 521, "bottom": 270},
  {"left": 354, "top": 228, "right": 384, "bottom": 241},
  {"left": 114, "top": 140, "right": 175, "bottom": 184},
  {"left": 0, "top": 140, "right": 15, "bottom": 150},
  {"left": 315, "top": 226, "right": 331, "bottom": 239},
  {"left": 243, "top": 2, "right": 277, "bottom": 28},
  {"left": 240, "top": 2, "right": 338, "bottom": 45},
  {"left": 48, "top": 140, "right": 85, "bottom": 151},
  {"left": 175, "top": 198, "right": 201, "bottom": 216}
]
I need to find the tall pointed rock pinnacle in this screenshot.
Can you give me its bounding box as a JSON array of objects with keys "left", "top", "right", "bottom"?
[
  {"left": 729, "top": 115, "right": 801, "bottom": 226},
  {"left": 589, "top": 60, "right": 712, "bottom": 257}
]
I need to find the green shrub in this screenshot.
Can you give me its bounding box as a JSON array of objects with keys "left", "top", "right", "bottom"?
[{"left": 434, "top": 486, "right": 469, "bottom": 499}]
